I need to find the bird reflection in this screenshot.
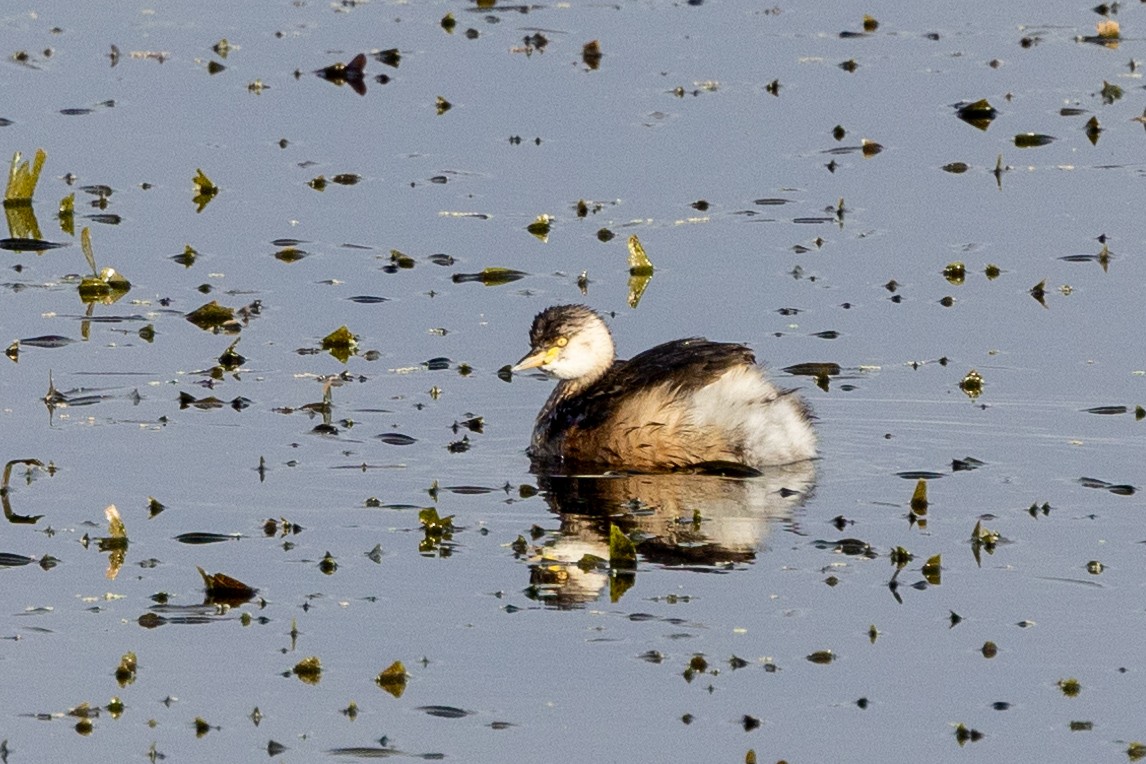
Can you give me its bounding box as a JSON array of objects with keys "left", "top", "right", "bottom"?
[{"left": 525, "top": 462, "right": 815, "bottom": 608}]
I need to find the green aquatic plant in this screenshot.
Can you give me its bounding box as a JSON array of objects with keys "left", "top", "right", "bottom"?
[
  {"left": 526, "top": 213, "right": 551, "bottom": 242},
  {"left": 321, "top": 325, "right": 357, "bottom": 363},
  {"left": 292, "top": 656, "right": 322, "bottom": 685},
  {"left": 376, "top": 661, "right": 408, "bottom": 698},
  {"left": 114, "top": 652, "right": 137, "bottom": 687},
  {"left": 921, "top": 554, "right": 941, "bottom": 585},
  {"left": 4, "top": 148, "right": 45, "bottom": 205},
  {"left": 909, "top": 479, "right": 928, "bottom": 514},
  {"left": 608, "top": 524, "right": 637, "bottom": 569},
  {"left": 942, "top": 261, "right": 966, "bottom": 285},
  {"left": 77, "top": 227, "right": 131, "bottom": 304},
  {"left": 186, "top": 300, "right": 237, "bottom": 332},
  {"left": 197, "top": 566, "right": 258, "bottom": 602},
  {"left": 192, "top": 168, "right": 218, "bottom": 212},
  {"left": 451, "top": 267, "right": 527, "bottom": 286},
  {"left": 57, "top": 192, "right": 74, "bottom": 235},
  {"left": 626, "top": 234, "right": 654, "bottom": 308}
]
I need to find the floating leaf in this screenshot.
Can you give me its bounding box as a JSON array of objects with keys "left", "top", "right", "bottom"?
[
  {"left": 1013, "top": 133, "right": 1055, "bottom": 148},
  {"left": 388, "top": 249, "right": 415, "bottom": 269},
  {"left": 1083, "top": 405, "right": 1126, "bottom": 415},
  {"left": 316, "top": 53, "right": 367, "bottom": 95},
  {"left": 377, "top": 432, "right": 417, "bottom": 446},
  {"left": 954, "top": 99, "right": 998, "bottom": 131},
  {"left": 1029, "top": 279, "right": 1047, "bottom": 307},
  {"left": 197, "top": 566, "right": 258, "bottom": 606},
  {"left": 274, "top": 246, "right": 307, "bottom": 262},
  {"left": 526, "top": 214, "right": 552, "bottom": 242},
  {"left": 451, "top": 267, "right": 527, "bottom": 286},
  {"left": 321, "top": 325, "right": 357, "bottom": 363},
  {"left": 960, "top": 369, "right": 983, "bottom": 398},
  {"left": 1100, "top": 80, "right": 1123, "bottom": 105},
  {"left": 417, "top": 705, "right": 472, "bottom": 719},
  {"left": 921, "top": 554, "right": 941, "bottom": 585},
  {"left": 783, "top": 362, "right": 841, "bottom": 377},
  {"left": 292, "top": 656, "right": 322, "bottom": 685},
  {"left": 582, "top": 40, "right": 602, "bottom": 69},
  {"left": 375, "top": 661, "right": 408, "bottom": 698},
  {"left": 627, "top": 234, "right": 654, "bottom": 274},
  {"left": 1085, "top": 116, "right": 1101, "bottom": 145},
  {"left": 626, "top": 235, "right": 654, "bottom": 308},
  {"left": 186, "top": 300, "right": 237, "bottom": 331},
  {"left": 910, "top": 479, "right": 928, "bottom": 514},
  {"left": 114, "top": 652, "right": 137, "bottom": 687},
  {"left": 106, "top": 504, "right": 127, "bottom": 539},
  {"left": 942, "top": 261, "right": 965, "bottom": 285},
  {"left": 192, "top": 168, "right": 218, "bottom": 212},
  {"left": 954, "top": 723, "right": 983, "bottom": 745},
  {"left": 0, "top": 237, "right": 64, "bottom": 251}
]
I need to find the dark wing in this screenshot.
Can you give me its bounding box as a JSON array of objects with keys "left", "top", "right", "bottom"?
[{"left": 570, "top": 338, "right": 756, "bottom": 430}]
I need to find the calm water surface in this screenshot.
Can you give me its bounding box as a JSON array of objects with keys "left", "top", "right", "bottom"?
[{"left": 2, "top": 1, "right": 1146, "bottom": 762}]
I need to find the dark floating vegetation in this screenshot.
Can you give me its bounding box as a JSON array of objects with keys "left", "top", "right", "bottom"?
[
  {"left": 4, "top": 4, "right": 1146, "bottom": 761},
  {"left": 197, "top": 566, "right": 259, "bottom": 603},
  {"left": 1013, "top": 132, "right": 1055, "bottom": 148},
  {"left": 191, "top": 168, "right": 218, "bottom": 212},
  {"left": 377, "top": 432, "right": 417, "bottom": 446},
  {"left": 953, "top": 98, "right": 998, "bottom": 131},
  {"left": 452, "top": 267, "right": 527, "bottom": 286},
  {"left": 314, "top": 52, "right": 368, "bottom": 95},
  {"left": 1077, "top": 476, "right": 1135, "bottom": 495}
]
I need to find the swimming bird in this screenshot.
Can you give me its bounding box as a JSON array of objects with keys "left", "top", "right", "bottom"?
[{"left": 512, "top": 304, "right": 816, "bottom": 474}]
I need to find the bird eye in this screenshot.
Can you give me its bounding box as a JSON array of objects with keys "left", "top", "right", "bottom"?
[{"left": 556, "top": 337, "right": 568, "bottom": 347}]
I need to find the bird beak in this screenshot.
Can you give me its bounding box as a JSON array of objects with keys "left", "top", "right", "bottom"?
[{"left": 512, "top": 347, "right": 550, "bottom": 372}]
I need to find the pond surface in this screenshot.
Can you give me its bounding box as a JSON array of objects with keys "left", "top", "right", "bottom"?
[{"left": 3, "top": 1, "right": 1146, "bottom": 761}]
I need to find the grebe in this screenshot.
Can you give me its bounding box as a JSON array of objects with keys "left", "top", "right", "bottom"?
[{"left": 512, "top": 304, "right": 816, "bottom": 474}]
